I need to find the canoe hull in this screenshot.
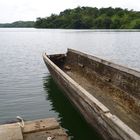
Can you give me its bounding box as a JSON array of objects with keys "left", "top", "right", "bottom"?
[{"left": 43, "top": 51, "right": 140, "bottom": 140}]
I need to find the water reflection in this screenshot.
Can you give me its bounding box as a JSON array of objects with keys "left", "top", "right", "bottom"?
[{"left": 43, "top": 75, "right": 103, "bottom": 140}]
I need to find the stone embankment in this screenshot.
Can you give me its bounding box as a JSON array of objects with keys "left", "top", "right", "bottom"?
[{"left": 0, "top": 118, "right": 68, "bottom": 140}]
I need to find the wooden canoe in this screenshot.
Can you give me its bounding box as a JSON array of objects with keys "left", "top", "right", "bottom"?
[{"left": 43, "top": 49, "right": 140, "bottom": 140}]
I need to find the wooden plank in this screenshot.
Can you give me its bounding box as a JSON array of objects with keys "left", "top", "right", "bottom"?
[
  {"left": 24, "top": 128, "right": 68, "bottom": 140},
  {"left": 23, "top": 118, "right": 60, "bottom": 134}
]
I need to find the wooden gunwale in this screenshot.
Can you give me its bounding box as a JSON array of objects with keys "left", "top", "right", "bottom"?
[{"left": 43, "top": 50, "right": 140, "bottom": 140}]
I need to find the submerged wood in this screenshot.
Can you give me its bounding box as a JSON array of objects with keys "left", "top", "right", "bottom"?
[
  {"left": 43, "top": 49, "right": 140, "bottom": 140},
  {"left": 0, "top": 118, "right": 68, "bottom": 140}
]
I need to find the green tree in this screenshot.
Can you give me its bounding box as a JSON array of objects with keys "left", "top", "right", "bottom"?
[{"left": 34, "top": 6, "right": 140, "bottom": 29}]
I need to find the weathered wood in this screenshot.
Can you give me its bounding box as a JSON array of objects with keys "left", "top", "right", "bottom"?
[
  {"left": 23, "top": 118, "right": 60, "bottom": 134},
  {"left": 43, "top": 49, "right": 140, "bottom": 140},
  {"left": 0, "top": 118, "right": 68, "bottom": 140},
  {"left": 24, "top": 128, "right": 67, "bottom": 140}
]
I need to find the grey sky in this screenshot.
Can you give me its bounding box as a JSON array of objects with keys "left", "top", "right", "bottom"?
[{"left": 0, "top": 0, "right": 140, "bottom": 23}]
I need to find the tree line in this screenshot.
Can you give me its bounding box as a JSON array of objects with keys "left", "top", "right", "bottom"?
[
  {"left": 35, "top": 7, "right": 140, "bottom": 29},
  {"left": 0, "top": 21, "right": 35, "bottom": 28}
]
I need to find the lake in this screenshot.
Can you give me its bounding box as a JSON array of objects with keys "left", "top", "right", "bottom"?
[{"left": 0, "top": 28, "right": 140, "bottom": 140}]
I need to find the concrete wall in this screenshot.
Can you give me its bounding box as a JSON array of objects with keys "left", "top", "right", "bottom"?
[
  {"left": 0, "top": 118, "right": 68, "bottom": 140},
  {"left": 43, "top": 53, "right": 140, "bottom": 140}
]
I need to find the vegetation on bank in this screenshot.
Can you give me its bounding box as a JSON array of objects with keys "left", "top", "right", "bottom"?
[
  {"left": 0, "top": 7, "right": 139, "bottom": 29},
  {"left": 35, "top": 7, "right": 140, "bottom": 29},
  {"left": 0, "top": 21, "right": 35, "bottom": 28}
]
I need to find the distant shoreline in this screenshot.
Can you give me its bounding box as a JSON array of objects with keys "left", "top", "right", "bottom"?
[
  {"left": 0, "top": 6, "right": 140, "bottom": 29},
  {"left": 35, "top": 6, "right": 140, "bottom": 29},
  {"left": 0, "top": 21, "right": 35, "bottom": 28}
]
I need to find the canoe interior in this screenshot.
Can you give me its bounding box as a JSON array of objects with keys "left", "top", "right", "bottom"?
[{"left": 47, "top": 49, "right": 140, "bottom": 135}]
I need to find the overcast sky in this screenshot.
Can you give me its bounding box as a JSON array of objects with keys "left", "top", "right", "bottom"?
[{"left": 0, "top": 0, "right": 140, "bottom": 23}]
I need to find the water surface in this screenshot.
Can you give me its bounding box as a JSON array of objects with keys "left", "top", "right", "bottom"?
[{"left": 0, "top": 28, "right": 140, "bottom": 140}]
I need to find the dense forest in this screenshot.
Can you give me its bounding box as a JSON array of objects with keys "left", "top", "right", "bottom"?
[
  {"left": 35, "top": 7, "right": 140, "bottom": 29},
  {"left": 0, "top": 21, "right": 35, "bottom": 28}
]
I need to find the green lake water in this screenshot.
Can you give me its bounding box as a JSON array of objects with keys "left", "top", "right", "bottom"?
[{"left": 0, "top": 28, "right": 140, "bottom": 140}]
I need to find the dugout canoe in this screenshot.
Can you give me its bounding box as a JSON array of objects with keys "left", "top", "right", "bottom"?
[{"left": 43, "top": 49, "right": 140, "bottom": 140}]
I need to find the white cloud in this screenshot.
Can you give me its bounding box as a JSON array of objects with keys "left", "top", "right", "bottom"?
[{"left": 0, "top": 0, "right": 139, "bottom": 23}]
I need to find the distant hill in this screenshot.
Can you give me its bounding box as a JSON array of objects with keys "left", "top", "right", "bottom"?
[
  {"left": 35, "top": 6, "right": 140, "bottom": 29},
  {"left": 0, "top": 21, "right": 35, "bottom": 28}
]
